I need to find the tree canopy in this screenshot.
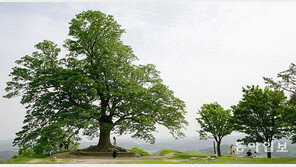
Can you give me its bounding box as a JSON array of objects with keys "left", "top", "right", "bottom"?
[
  {"left": 4, "top": 10, "right": 188, "bottom": 153},
  {"left": 232, "top": 85, "right": 289, "bottom": 158},
  {"left": 196, "top": 102, "right": 233, "bottom": 156}
]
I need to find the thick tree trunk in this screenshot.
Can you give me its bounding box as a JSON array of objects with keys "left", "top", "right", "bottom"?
[
  {"left": 80, "top": 114, "right": 127, "bottom": 153},
  {"left": 95, "top": 125, "right": 113, "bottom": 152},
  {"left": 217, "top": 141, "right": 221, "bottom": 157},
  {"left": 97, "top": 126, "right": 112, "bottom": 147},
  {"left": 81, "top": 126, "right": 127, "bottom": 152}
]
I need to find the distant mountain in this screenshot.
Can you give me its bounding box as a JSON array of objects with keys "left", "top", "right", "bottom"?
[
  {"left": 115, "top": 135, "right": 247, "bottom": 154},
  {"left": 0, "top": 150, "right": 17, "bottom": 161},
  {"left": 0, "top": 139, "right": 18, "bottom": 161},
  {"left": 0, "top": 139, "right": 18, "bottom": 151},
  {"left": 187, "top": 144, "right": 229, "bottom": 155}
]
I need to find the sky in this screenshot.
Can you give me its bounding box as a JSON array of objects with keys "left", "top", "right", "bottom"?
[{"left": 0, "top": 2, "right": 296, "bottom": 142}]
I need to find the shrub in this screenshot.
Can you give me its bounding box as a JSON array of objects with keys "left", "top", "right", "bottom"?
[
  {"left": 129, "top": 147, "right": 150, "bottom": 156},
  {"left": 171, "top": 152, "right": 214, "bottom": 159},
  {"left": 158, "top": 150, "right": 181, "bottom": 156},
  {"left": 17, "top": 145, "right": 36, "bottom": 158},
  {"left": 13, "top": 145, "right": 47, "bottom": 159}
]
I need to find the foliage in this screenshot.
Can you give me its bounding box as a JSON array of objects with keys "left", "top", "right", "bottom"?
[
  {"left": 11, "top": 145, "right": 51, "bottom": 159},
  {"left": 17, "top": 146, "right": 36, "bottom": 158},
  {"left": 264, "top": 63, "right": 296, "bottom": 94},
  {"left": 3, "top": 40, "right": 87, "bottom": 154},
  {"left": 283, "top": 105, "right": 296, "bottom": 144},
  {"left": 4, "top": 10, "right": 187, "bottom": 153},
  {"left": 288, "top": 93, "right": 296, "bottom": 106},
  {"left": 232, "top": 85, "right": 289, "bottom": 158},
  {"left": 158, "top": 150, "right": 181, "bottom": 156},
  {"left": 128, "top": 147, "right": 150, "bottom": 156},
  {"left": 196, "top": 102, "right": 233, "bottom": 156},
  {"left": 264, "top": 63, "right": 296, "bottom": 144}
]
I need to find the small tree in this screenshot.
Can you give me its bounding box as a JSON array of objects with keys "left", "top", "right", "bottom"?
[
  {"left": 232, "top": 85, "right": 289, "bottom": 158},
  {"left": 196, "top": 102, "right": 233, "bottom": 157}
]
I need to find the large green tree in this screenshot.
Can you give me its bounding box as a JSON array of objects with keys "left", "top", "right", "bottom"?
[
  {"left": 4, "top": 10, "right": 188, "bottom": 153},
  {"left": 232, "top": 85, "right": 289, "bottom": 158},
  {"left": 196, "top": 102, "right": 233, "bottom": 157}
]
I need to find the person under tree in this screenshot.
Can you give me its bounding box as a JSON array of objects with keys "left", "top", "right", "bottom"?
[{"left": 113, "top": 137, "right": 117, "bottom": 147}]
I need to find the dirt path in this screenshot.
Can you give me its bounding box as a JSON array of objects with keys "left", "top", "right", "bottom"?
[
  {"left": 28, "top": 152, "right": 182, "bottom": 164},
  {"left": 64, "top": 155, "right": 184, "bottom": 164},
  {"left": 64, "top": 157, "right": 139, "bottom": 164}
]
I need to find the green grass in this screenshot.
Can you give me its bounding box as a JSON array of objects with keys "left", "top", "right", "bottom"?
[
  {"left": 205, "top": 157, "right": 296, "bottom": 164},
  {"left": 0, "top": 157, "right": 33, "bottom": 164},
  {"left": 0, "top": 157, "right": 69, "bottom": 164},
  {"left": 170, "top": 152, "right": 217, "bottom": 159},
  {"left": 115, "top": 157, "right": 296, "bottom": 164},
  {"left": 2, "top": 151, "right": 296, "bottom": 164},
  {"left": 115, "top": 160, "right": 188, "bottom": 164},
  {"left": 115, "top": 151, "right": 296, "bottom": 164}
]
